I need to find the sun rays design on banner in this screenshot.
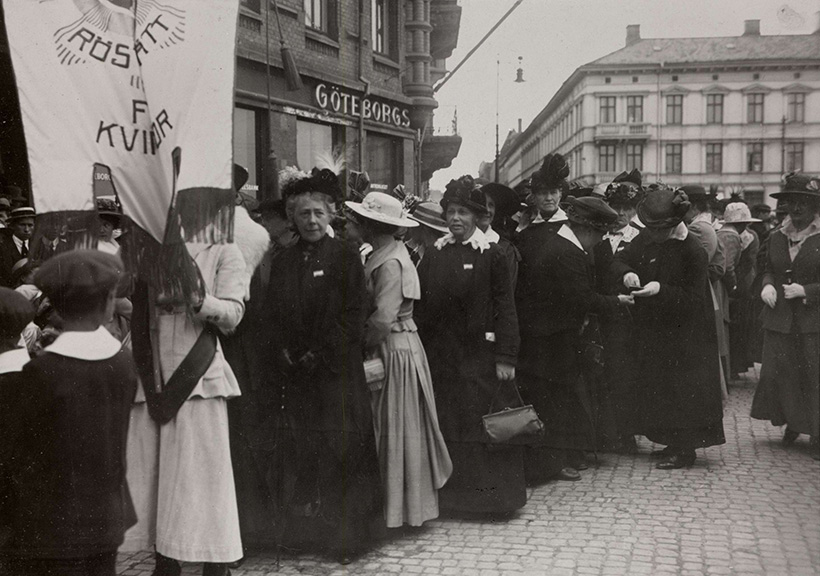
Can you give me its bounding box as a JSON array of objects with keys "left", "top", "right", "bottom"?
[{"left": 52, "top": 0, "right": 185, "bottom": 67}]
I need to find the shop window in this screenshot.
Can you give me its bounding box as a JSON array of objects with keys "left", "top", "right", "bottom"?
[
  {"left": 666, "top": 143, "right": 682, "bottom": 174},
  {"left": 706, "top": 94, "right": 723, "bottom": 124},
  {"left": 746, "top": 142, "right": 763, "bottom": 173},
  {"left": 598, "top": 144, "right": 616, "bottom": 172},
  {"left": 305, "top": 0, "right": 337, "bottom": 37},
  {"left": 747, "top": 94, "right": 764, "bottom": 124},
  {"left": 785, "top": 142, "right": 804, "bottom": 172},
  {"left": 297, "top": 119, "right": 335, "bottom": 173},
  {"left": 626, "top": 96, "right": 643, "bottom": 123},
  {"left": 666, "top": 95, "right": 683, "bottom": 125},
  {"left": 626, "top": 143, "right": 643, "bottom": 171},
  {"left": 234, "top": 106, "right": 262, "bottom": 196},
  {"left": 786, "top": 93, "right": 805, "bottom": 123},
  {"left": 599, "top": 96, "right": 616, "bottom": 124},
  {"left": 372, "top": 0, "right": 397, "bottom": 58},
  {"left": 705, "top": 143, "right": 722, "bottom": 174},
  {"left": 367, "top": 132, "right": 403, "bottom": 192}
]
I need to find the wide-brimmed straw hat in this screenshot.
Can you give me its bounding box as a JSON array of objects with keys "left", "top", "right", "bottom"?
[
  {"left": 566, "top": 196, "right": 618, "bottom": 232},
  {"left": 409, "top": 201, "right": 449, "bottom": 233},
  {"left": 771, "top": 172, "right": 820, "bottom": 200},
  {"left": 345, "top": 192, "right": 418, "bottom": 228},
  {"left": 723, "top": 202, "right": 761, "bottom": 224},
  {"left": 637, "top": 185, "right": 691, "bottom": 229}
]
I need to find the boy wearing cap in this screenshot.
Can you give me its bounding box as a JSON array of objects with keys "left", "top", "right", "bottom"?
[{"left": 1, "top": 250, "right": 137, "bottom": 576}]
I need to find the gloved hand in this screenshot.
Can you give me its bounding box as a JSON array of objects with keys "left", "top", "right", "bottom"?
[
  {"left": 617, "top": 294, "right": 635, "bottom": 305},
  {"left": 761, "top": 284, "right": 777, "bottom": 308},
  {"left": 783, "top": 283, "right": 806, "bottom": 300},
  {"left": 632, "top": 281, "right": 660, "bottom": 297},
  {"left": 623, "top": 272, "right": 641, "bottom": 289}
]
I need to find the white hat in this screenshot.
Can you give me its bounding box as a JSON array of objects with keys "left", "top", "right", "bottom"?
[
  {"left": 723, "top": 202, "right": 761, "bottom": 224},
  {"left": 345, "top": 192, "right": 418, "bottom": 228}
]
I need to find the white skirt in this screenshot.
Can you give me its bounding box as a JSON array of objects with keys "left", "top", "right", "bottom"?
[{"left": 120, "top": 398, "right": 243, "bottom": 563}]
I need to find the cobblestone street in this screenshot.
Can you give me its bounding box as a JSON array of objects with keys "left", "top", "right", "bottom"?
[{"left": 117, "top": 368, "right": 820, "bottom": 576}]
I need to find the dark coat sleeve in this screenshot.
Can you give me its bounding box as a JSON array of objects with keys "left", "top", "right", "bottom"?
[
  {"left": 556, "top": 246, "right": 621, "bottom": 316},
  {"left": 490, "top": 247, "right": 520, "bottom": 366},
  {"left": 321, "top": 243, "right": 367, "bottom": 371},
  {"left": 653, "top": 239, "right": 708, "bottom": 312}
]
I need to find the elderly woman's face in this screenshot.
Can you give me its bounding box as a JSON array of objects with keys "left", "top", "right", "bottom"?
[
  {"left": 292, "top": 194, "right": 331, "bottom": 243},
  {"left": 533, "top": 188, "right": 562, "bottom": 217},
  {"left": 613, "top": 205, "right": 637, "bottom": 230},
  {"left": 445, "top": 203, "right": 477, "bottom": 241},
  {"left": 787, "top": 196, "right": 820, "bottom": 228}
]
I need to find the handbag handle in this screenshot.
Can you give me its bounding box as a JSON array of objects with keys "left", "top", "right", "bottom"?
[{"left": 486, "top": 379, "right": 526, "bottom": 416}]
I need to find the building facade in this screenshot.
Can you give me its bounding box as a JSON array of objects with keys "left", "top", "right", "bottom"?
[
  {"left": 0, "top": 1, "right": 462, "bottom": 200},
  {"left": 497, "top": 20, "right": 820, "bottom": 204}
]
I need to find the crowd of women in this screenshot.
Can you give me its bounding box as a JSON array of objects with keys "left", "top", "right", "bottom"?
[{"left": 1, "top": 152, "right": 818, "bottom": 575}]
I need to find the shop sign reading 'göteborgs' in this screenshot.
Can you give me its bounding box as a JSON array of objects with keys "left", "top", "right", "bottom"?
[{"left": 314, "top": 83, "right": 411, "bottom": 129}]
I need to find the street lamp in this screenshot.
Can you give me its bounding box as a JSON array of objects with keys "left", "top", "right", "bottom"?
[{"left": 495, "top": 56, "right": 525, "bottom": 183}]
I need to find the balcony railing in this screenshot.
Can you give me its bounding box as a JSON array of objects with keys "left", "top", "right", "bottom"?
[
  {"left": 594, "top": 123, "right": 649, "bottom": 140},
  {"left": 430, "top": 106, "right": 459, "bottom": 136}
]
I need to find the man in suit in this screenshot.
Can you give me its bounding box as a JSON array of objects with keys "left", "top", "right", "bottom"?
[{"left": 0, "top": 207, "right": 35, "bottom": 288}]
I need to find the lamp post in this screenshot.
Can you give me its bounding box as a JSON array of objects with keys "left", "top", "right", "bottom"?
[{"left": 495, "top": 56, "right": 525, "bottom": 183}]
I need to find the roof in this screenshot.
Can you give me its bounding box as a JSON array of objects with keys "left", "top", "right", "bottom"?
[{"left": 589, "top": 33, "right": 820, "bottom": 67}]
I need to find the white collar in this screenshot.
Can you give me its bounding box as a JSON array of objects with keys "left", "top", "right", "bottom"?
[
  {"left": 548, "top": 207, "right": 568, "bottom": 223},
  {"left": 434, "top": 227, "right": 491, "bottom": 253},
  {"left": 13, "top": 234, "right": 26, "bottom": 251},
  {"left": 669, "top": 222, "right": 689, "bottom": 241},
  {"left": 557, "top": 223, "right": 585, "bottom": 253},
  {"left": 605, "top": 223, "right": 639, "bottom": 245},
  {"left": 45, "top": 326, "right": 122, "bottom": 360},
  {"left": 484, "top": 227, "right": 501, "bottom": 244},
  {"left": 782, "top": 215, "right": 820, "bottom": 243},
  {"left": 691, "top": 212, "right": 713, "bottom": 226},
  {"left": 0, "top": 347, "right": 29, "bottom": 375},
  {"left": 630, "top": 214, "right": 644, "bottom": 229}
]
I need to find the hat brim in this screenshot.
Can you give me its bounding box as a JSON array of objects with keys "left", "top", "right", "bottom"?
[
  {"left": 481, "top": 183, "right": 520, "bottom": 218},
  {"left": 408, "top": 214, "right": 449, "bottom": 233},
  {"left": 344, "top": 201, "right": 418, "bottom": 228},
  {"left": 724, "top": 218, "right": 762, "bottom": 224},
  {"left": 770, "top": 190, "right": 820, "bottom": 199},
  {"left": 637, "top": 205, "right": 684, "bottom": 229}
]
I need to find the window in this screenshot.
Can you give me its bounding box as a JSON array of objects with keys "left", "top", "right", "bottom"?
[
  {"left": 747, "top": 142, "right": 763, "bottom": 172},
  {"left": 626, "top": 96, "right": 643, "bottom": 123},
  {"left": 786, "top": 143, "right": 804, "bottom": 172},
  {"left": 626, "top": 144, "right": 643, "bottom": 171},
  {"left": 666, "top": 94, "right": 683, "bottom": 125},
  {"left": 367, "top": 132, "right": 403, "bottom": 191},
  {"left": 305, "top": 0, "right": 334, "bottom": 34},
  {"left": 787, "top": 93, "right": 805, "bottom": 123},
  {"left": 599, "top": 97, "right": 616, "bottom": 124},
  {"left": 747, "top": 94, "right": 764, "bottom": 124},
  {"left": 706, "top": 94, "right": 723, "bottom": 124},
  {"left": 233, "top": 107, "right": 262, "bottom": 196},
  {"left": 599, "top": 144, "right": 616, "bottom": 172},
  {"left": 372, "top": 0, "right": 397, "bottom": 57},
  {"left": 297, "top": 119, "right": 334, "bottom": 172},
  {"left": 666, "top": 143, "right": 682, "bottom": 174},
  {"left": 705, "top": 143, "right": 723, "bottom": 174},
  {"left": 240, "top": 0, "right": 260, "bottom": 12}
]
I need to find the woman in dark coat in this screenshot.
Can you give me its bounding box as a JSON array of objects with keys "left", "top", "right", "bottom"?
[
  {"left": 613, "top": 185, "right": 725, "bottom": 469},
  {"left": 479, "top": 183, "right": 522, "bottom": 292},
  {"left": 752, "top": 173, "right": 820, "bottom": 460},
  {"left": 262, "top": 168, "right": 382, "bottom": 563},
  {"left": 416, "top": 175, "right": 526, "bottom": 515}
]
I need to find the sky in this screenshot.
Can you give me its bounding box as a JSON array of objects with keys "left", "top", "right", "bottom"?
[{"left": 428, "top": 0, "right": 820, "bottom": 192}]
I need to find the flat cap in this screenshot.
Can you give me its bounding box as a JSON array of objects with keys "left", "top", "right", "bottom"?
[
  {"left": 34, "top": 249, "right": 123, "bottom": 310},
  {"left": 0, "top": 286, "right": 35, "bottom": 339}
]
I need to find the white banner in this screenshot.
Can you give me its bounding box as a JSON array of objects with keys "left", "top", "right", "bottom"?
[{"left": 3, "top": 0, "right": 239, "bottom": 244}]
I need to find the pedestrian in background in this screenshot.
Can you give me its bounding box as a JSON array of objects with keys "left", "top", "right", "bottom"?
[
  {"left": 406, "top": 201, "right": 449, "bottom": 266},
  {"left": 752, "top": 173, "right": 820, "bottom": 460},
  {"left": 615, "top": 185, "right": 725, "bottom": 469},
  {"left": 347, "top": 191, "right": 452, "bottom": 529},
  {"left": 416, "top": 175, "right": 526, "bottom": 515},
  {"left": 1, "top": 251, "right": 136, "bottom": 576}
]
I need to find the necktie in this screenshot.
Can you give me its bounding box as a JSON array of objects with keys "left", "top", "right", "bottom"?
[{"left": 20, "top": 241, "right": 28, "bottom": 257}]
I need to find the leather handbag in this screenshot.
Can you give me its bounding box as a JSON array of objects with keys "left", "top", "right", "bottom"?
[{"left": 482, "top": 380, "right": 544, "bottom": 445}]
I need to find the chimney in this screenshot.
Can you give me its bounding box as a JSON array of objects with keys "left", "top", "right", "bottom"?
[
  {"left": 518, "top": 118, "right": 522, "bottom": 133},
  {"left": 743, "top": 19, "right": 760, "bottom": 36},
  {"left": 626, "top": 24, "right": 641, "bottom": 47}
]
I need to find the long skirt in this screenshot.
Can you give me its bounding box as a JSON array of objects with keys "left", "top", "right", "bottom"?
[
  {"left": 370, "top": 331, "right": 452, "bottom": 528},
  {"left": 751, "top": 331, "right": 820, "bottom": 439},
  {"left": 120, "top": 399, "right": 243, "bottom": 563}
]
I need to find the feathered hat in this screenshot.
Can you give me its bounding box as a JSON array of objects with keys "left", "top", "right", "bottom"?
[
  {"left": 530, "top": 153, "right": 570, "bottom": 194},
  {"left": 280, "top": 151, "right": 345, "bottom": 204},
  {"left": 637, "top": 184, "right": 691, "bottom": 229},
  {"left": 440, "top": 175, "right": 488, "bottom": 215},
  {"left": 604, "top": 169, "right": 644, "bottom": 208}
]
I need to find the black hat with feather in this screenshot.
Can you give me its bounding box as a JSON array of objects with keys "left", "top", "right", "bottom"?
[
  {"left": 530, "top": 153, "right": 570, "bottom": 194},
  {"left": 604, "top": 169, "right": 644, "bottom": 208}
]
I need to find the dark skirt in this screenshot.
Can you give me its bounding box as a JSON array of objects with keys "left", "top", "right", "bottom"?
[
  {"left": 601, "top": 312, "right": 638, "bottom": 437},
  {"left": 752, "top": 331, "right": 820, "bottom": 438},
  {"left": 643, "top": 423, "right": 726, "bottom": 451},
  {"left": 439, "top": 443, "right": 526, "bottom": 514},
  {"left": 729, "top": 296, "right": 757, "bottom": 375}
]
